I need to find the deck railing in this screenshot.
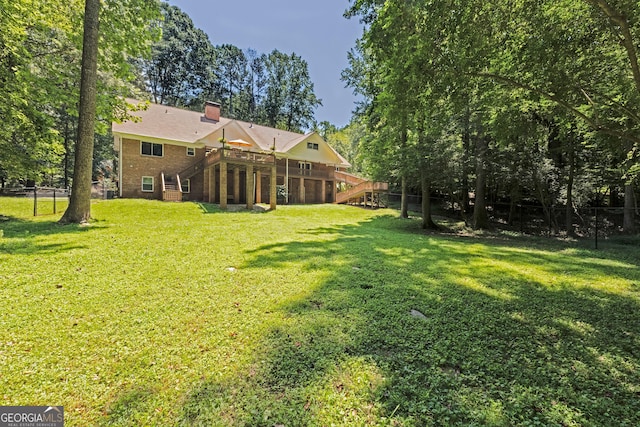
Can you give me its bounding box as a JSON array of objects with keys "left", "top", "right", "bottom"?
[
  {"left": 276, "top": 166, "right": 335, "bottom": 180},
  {"left": 178, "top": 158, "right": 206, "bottom": 180},
  {"left": 205, "top": 148, "right": 275, "bottom": 166},
  {"left": 161, "top": 172, "right": 182, "bottom": 202},
  {"left": 335, "top": 170, "right": 366, "bottom": 187},
  {"left": 335, "top": 180, "right": 389, "bottom": 204}
]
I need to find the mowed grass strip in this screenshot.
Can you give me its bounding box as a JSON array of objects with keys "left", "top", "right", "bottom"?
[{"left": 1, "top": 197, "right": 639, "bottom": 426}]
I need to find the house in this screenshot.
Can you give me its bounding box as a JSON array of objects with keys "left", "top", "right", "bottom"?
[{"left": 112, "top": 100, "right": 362, "bottom": 209}]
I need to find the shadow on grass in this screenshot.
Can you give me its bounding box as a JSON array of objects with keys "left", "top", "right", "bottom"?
[
  {"left": 196, "top": 203, "right": 223, "bottom": 214},
  {"left": 196, "top": 202, "right": 270, "bottom": 215},
  {"left": 99, "top": 387, "right": 157, "bottom": 427},
  {"left": 0, "top": 216, "right": 102, "bottom": 255},
  {"left": 178, "top": 215, "right": 640, "bottom": 426}
]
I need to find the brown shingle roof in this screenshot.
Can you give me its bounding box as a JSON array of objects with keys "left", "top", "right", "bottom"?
[
  {"left": 239, "top": 121, "right": 309, "bottom": 152},
  {"left": 113, "top": 100, "right": 307, "bottom": 150},
  {"left": 112, "top": 100, "right": 230, "bottom": 144},
  {"left": 112, "top": 100, "right": 351, "bottom": 167}
]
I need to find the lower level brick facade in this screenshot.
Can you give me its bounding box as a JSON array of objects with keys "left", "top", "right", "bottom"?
[{"left": 117, "top": 138, "right": 337, "bottom": 204}]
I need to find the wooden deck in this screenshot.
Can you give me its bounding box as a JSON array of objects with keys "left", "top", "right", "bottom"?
[{"left": 203, "top": 148, "right": 277, "bottom": 210}]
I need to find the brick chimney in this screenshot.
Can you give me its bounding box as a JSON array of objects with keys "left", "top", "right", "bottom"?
[{"left": 204, "top": 101, "right": 221, "bottom": 122}]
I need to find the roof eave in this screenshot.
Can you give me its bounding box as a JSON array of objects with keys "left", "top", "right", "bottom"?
[{"left": 112, "top": 131, "right": 207, "bottom": 148}]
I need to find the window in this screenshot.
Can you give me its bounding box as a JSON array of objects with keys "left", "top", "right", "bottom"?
[
  {"left": 307, "top": 142, "right": 319, "bottom": 150},
  {"left": 186, "top": 147, "right": 195, "bottom": 156},
  {"left": 141, "top": 141, "right": 163, "bottom": 157},
  {"left": 298, "top": 162, "right": 312, "bottom": 174},
  {"left": 142, "top": 176, "right": 154, "bottom": 192},
  {"left": 181, "top": 178, "right": 190, "bottom": 193}
]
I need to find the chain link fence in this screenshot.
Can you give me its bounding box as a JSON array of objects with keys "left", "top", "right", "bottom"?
[{"left": 1, "top": 179, "right": 117, "bottom": 216}]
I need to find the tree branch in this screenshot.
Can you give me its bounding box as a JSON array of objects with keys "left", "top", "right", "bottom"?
[
  {"left": 583, "top": 0, "right": 640, "bottom": 96},
  {"left": 470, "top": 71, "right": 640, "bottom": 145},
  {"left": 579, "top": 87, "right": 599, "bottom": 127},
  {"left": 577, "top": 85, "right": 640, "bottom": 124}
]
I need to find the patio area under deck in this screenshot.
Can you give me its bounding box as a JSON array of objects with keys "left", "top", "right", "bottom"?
[{"left": 203, "top": 148, "right": 277, "bottom": 210}]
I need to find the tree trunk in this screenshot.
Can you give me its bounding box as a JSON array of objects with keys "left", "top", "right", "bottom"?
[
  {"left": 421, "top": 169, "right": 437, "bottom": 229},
  {"left": 508, "top": 180, "right": 519, "bottom": 226},
  {"left": 472, "top": 135, "right": 490, "bottom": 229},
  {"left": 400, "top": 128, "right": 409, "bottom": 218},
  {"left": 60, "top": 0, "right": 100, "bottom": 224},
  {"left": 623, "top": 183, "right": 636, "bottom": 233},
  {"left": 461, "top": 104, "right": 471, "bottom": 220},
  {"left": 565, "top": 139, "right": 576, "bottom": 236},
  {"left": 609, "top": 186, "right": 617, "bottom": 207},
  {"left": 533, "top": 168, "right": 556, "bottom": 235},
  {"left": 400, "top": 174, "right": 409, "bottom": 218},
  {"left": 63, "top": 114, "right": 71, "bottom": 189}
]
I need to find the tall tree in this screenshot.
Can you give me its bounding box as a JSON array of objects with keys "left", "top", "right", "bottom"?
[
  {"left": 60, "top": 0, "right": 100, "bottom": 223},
  {"left": 215, "top": 44, "right": 248, "bottom": 118},
  {"left": 142, "top": 3, "right": 215, "bottom": 108},
  {"left": 262, "top": 50, "right": 321, "bottom": 132},
  {"left": 282, "top": 53, "right": 321, "bottom": 132},
  {"left": 0, "top": 0, "right": 78, "bottom": 184},
  {"left": 241, "top": 49, "right": 268, "bottom": 121},
  {"left": 58, "top": 0, "right": 160, "bottom": 222},
  {"left": 262, "top": 50, "right": 288, "bottom": 128},
  {"left": 347, "top": 0, "right": 639, "bottom": 232}
]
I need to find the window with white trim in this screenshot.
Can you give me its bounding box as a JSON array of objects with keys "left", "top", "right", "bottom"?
[
  {"left": 186, "top": 147, "right": 195, "bottom": 156},
  {"left": 298, "top": 162, "right": 312, "bottom": 173},
  {"left": 142, "top": 176, "right": 154, "bottom": 192},
  {"left": 141, "top": 141, "right": 163, "bottom": 157},
  {"left": 181, "top": 178, "right": 191, "bottom": 193}
]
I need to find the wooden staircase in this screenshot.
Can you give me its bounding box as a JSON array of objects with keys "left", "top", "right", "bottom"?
[
  {"left": 178, "top": 158, "right": 206, "bottom": 181},
  {"left": 334, "top": 171, "right": 388, "bottom": 207},
  {"left": 161, "top": 172, "right": 183, "bottom": 202}
]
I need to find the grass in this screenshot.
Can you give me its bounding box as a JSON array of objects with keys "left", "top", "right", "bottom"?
[{"left": 1, "top": 197, "right": 639, "bottom": 426}]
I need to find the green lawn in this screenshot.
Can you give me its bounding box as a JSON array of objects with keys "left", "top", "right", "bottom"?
[{"left": 1, "top": 197, "right": 639, "bottom": 426}]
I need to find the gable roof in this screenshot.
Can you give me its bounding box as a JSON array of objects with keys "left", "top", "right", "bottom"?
[
  {"left": 112, "top": 100, "right": 351, "bottom": 167},
  {"left": 112, "top": 100, "right": 231, "bottom": 144}
]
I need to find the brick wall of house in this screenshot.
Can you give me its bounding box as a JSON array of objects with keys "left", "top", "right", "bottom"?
[{"left": 119, "top": 138, "right": 205, "bottom": 200}]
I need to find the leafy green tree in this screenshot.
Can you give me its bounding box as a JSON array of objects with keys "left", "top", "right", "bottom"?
[
  {"left": 239, "top": 49, "right": 268, "bottom": 122},
  {"left": 0, "top": 0, "right": 79, "bottom": 184},
  {"left": 136, "top": 5, "right": 322, "bottom": 132},
  {"left": 347, "top": 0, "right": 639, "bottom": 232},
  {"left": 318, "top": 120, "right": 367, "bottom": 175},
  {"left": 142, "top": 2, "right": 215, "bottom": 108},
  {"left": 262, "top": 50, "right": 288, "bottom": 129},
  {"left": 215, "top": 44, "right": 248, "bottom": 118},
  {"left": 262, "top": 50, "right": 321, "bottom": 132},
  {"left": 282, "top": 53, "right": 321, "bottom": 132}
]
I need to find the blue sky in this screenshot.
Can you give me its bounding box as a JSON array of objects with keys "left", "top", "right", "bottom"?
[{"left": 166, "top": 0, "right": 364, "bottom": 128}]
